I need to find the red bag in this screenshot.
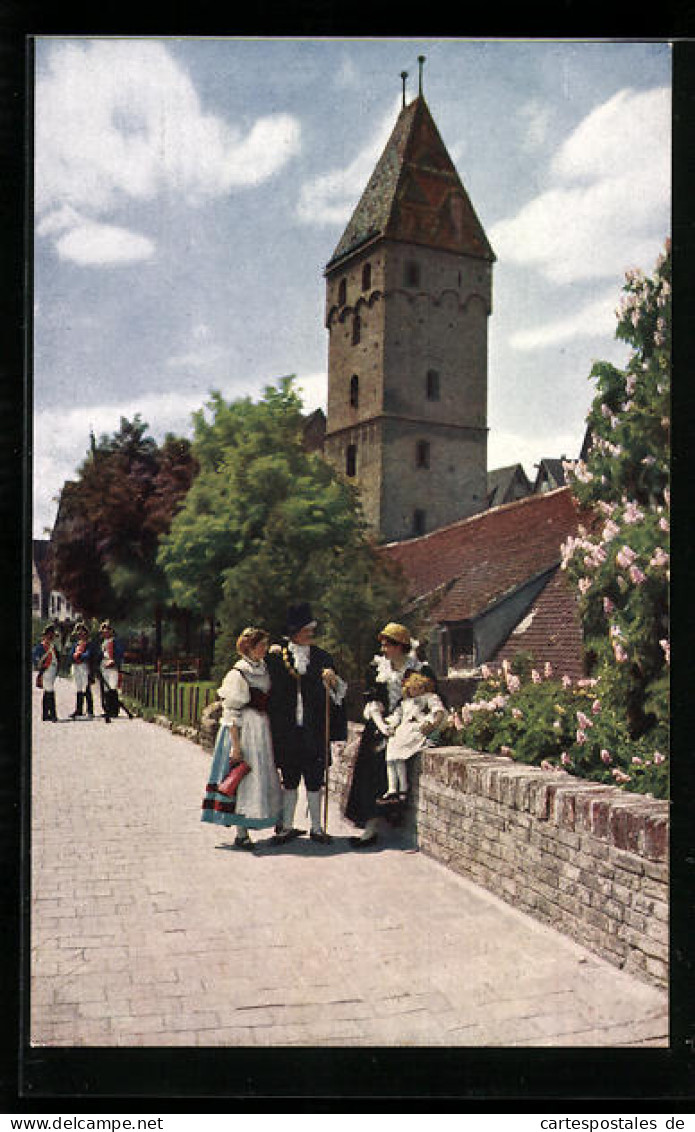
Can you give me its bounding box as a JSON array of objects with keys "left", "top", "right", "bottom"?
[{"left": 217, "top": 760, "right": 251, "bottom": 797}]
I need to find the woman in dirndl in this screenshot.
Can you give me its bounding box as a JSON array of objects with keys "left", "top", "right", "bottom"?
[
  {"left": 201, "top": 627, "right": 283, "bottom": 850},
  {"left": 344, "top": 621, "right": 434, "bottom": 847}
]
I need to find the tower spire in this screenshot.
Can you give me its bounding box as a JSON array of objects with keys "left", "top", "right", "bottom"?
[
  {"left": 400, "top": 70, "right": 408, "bottom": 108},
  {"left": 418, "top": 54, "right": 426, "bottom": 96}
]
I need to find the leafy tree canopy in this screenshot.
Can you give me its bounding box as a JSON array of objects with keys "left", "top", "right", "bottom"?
[
  {"left": 157, "top": 377, "right": 407, "bottom": 682},
  {"left": 51, "top": 416, "right": 197, "bottom": 620}
]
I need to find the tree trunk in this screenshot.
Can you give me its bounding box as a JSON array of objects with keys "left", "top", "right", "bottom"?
[{"left": 155, "top": 604, "right": 163, "bottom": 663}]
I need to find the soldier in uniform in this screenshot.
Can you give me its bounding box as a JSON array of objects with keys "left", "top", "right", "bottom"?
[
  {"left": 33, "top": 624, "right": 59, "bottom": 722},
  {"left": 68, "top": 622, "right": 94, "bottom": 719}
]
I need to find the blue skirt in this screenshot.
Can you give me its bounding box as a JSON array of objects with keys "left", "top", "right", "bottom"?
[{"left": 201, "top": 723, "right": 281, "bottom": 830}]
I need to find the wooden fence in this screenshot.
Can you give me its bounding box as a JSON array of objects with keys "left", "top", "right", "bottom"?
[{"left": 121, "top": 668, "right": 216, "bottom": 727}]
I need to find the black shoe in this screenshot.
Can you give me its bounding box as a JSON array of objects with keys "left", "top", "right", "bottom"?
[
  {"left": 376, "top": 792, "right": 399, "bottom": 805},
  {"left": 349, "top": 833, "right": 378, "bottom": 849},
  {"left": 272, "top": 827, "right": 305, "bottom": 844},
  {"left": 309, "top": 829, "right": 333, "bottom": 845},
  {"left": 234, "top": 835, "right": 255, "bottom": 851}
]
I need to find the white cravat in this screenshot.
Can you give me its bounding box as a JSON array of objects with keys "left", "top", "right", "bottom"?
[
  {"left": 289, "top": 642, "right": 310, "bottom": 725},
  {"left": 287, "top": 642, "right": 347, "bottom": 726}
]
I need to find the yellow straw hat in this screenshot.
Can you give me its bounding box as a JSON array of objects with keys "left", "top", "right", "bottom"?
[{"left": 378, "top": 622, "right": 411, "bottom": 648}]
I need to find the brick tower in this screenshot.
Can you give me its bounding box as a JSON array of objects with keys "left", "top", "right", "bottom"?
[{"left": 323, "top": 78, "right": 495, "bottom": 543}]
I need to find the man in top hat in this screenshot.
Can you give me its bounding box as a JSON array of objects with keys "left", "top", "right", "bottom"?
[
  {"left": 266, "top": 603, "right": 348, "bottom": 845},
  {"left": 33, "top": 623, "right": 59, "bottom": 721}
]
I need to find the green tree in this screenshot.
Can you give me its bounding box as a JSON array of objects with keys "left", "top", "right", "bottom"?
[
  {"left": 448, "top": 243, "right": 670, "bottom": 798},
  {"left": 51, "top": 417, "right": 197, "bottom": 635},
  {"left": 561, "top": 241, "right": 670, "bottom": 752},
  {"left": 158, "top": 377, "right": 407, "bottom": 682}
]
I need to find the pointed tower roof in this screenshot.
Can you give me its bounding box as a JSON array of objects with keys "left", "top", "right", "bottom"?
[{"left": 326, "top": 96, "right": 495, "bottom": 272}]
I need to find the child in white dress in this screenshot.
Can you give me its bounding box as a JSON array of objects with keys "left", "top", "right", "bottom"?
[{"left": 381, "top": 671, "right": 447, "bottom": 801}]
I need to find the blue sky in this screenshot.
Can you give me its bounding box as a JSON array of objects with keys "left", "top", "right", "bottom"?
[{"left": 33, "top": 37, "right": 671, "bottom": 537}]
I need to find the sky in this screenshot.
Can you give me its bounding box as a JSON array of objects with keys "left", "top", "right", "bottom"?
[{"left": 32, "top": 37, "right": 671, "bottom": 538}]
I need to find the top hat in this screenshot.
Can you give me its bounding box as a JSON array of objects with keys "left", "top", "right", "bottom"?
[
  {"left": 378, "top": 622, "right": 411, "bottom": 648},
  {"left": 285, "top": 603, "right": 317, "bottom": 638},
  {"left": 72, "top": 622, "right": 88, "bottom": 637},
  {"left": 99, "top": 620, "right": 113, "bottom": 633}
]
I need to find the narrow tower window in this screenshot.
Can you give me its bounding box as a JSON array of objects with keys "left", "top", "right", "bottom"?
[
  {"left": 404, "top": 261, "right": 421, "bottom": 288},
  {"left": 338, "top": 278, "right": 347, "bottom": 306},
  {"left": 349, "top": 374, "right": 359, "bottom": 408},
  {"left": 362, "top": 262, "right": 372, "bottom": 291},
  {"left": 416, "top": 440, "right": 430, "bottom": 469},
  {"left": 413, "top": 509, "right": 426, "bottom": 537},
  {"left": 346, "top": 444, "right": 357, "bottom": 477},
  {"left": 426, "top": 370, "right": 440, "bottom": 401},
  {"left": 352, "top": 313, "right": 361, "bottom": 345}
]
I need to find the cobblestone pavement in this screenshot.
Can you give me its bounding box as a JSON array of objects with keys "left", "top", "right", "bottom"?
[{"left": 29, "top": 677, "right": 669, "bottom": 1048}]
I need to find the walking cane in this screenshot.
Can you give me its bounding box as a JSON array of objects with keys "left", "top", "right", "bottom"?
[{"left": 323, "top": 685, "right": 331, "bottom": 833}]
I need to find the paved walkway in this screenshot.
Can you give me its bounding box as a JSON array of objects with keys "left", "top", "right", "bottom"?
[{"left": 30, "top": 677, "right": 668, "bottom": 1047}]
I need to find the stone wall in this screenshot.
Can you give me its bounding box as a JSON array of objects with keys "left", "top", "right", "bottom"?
[{"left": 330, "top": 726, "right": 669, "bottom": 989}]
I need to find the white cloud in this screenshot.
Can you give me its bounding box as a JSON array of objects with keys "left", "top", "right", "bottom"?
[
  {"left": 518, "top": 99, "right": 551, "bottom": 152},
  {"left": 508, "top": 287, "right": 621, "bottom": 351},
  {"left": 35, "top": 39, "right": 301, "bottom": 258},
  {"left": 487, "top": 427, "right": 583, "bottom": 482},
  {"left": 294, "top": 371, "right": 327, "bottom": 413},
  {"left": 55, "top": 220, "right": 155, "bottom": 266},
  {"left": 490, "top": 87, "right": 670, "bottom": 286},
  {"left": 296, "top": 97, "right": 401, "bottom": 225}
]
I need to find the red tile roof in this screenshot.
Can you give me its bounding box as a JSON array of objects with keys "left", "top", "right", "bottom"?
[
  {"left": 492, "top": 566, "right": 585, "bottom": 682},
  {"left": 380, "top": 486, "right": 583, "bottom": 622}
]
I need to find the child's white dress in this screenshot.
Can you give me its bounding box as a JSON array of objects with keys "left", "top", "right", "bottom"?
[{"left": 385, "top": 692, "right": 447, "bottom": 762}]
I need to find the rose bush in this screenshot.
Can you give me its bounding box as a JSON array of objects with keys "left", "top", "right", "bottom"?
[{"left": 444, "top": 243, "right": 670, "bottom": 800}]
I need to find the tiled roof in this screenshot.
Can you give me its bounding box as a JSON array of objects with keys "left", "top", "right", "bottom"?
[
  {"left": 492, "top": 566, "right": 585, "bottom": 683},
  {"left": 326, "top": 96, "right": 494, "bottom": 270},
  {"left": 380, "top": 487, "right": 583, "bottom": 623},
  {"left": 486, "top": 464, "right": 532, "bottom": 507}
]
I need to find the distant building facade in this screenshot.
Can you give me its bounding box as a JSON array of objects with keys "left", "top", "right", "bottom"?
[{"left": 323, "top": 90, "right": 495, "bottom": 543}]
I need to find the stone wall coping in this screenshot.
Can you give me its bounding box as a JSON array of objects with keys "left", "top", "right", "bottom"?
[{"left": 420, "top": 745, "right": 669, "bottom": 862}]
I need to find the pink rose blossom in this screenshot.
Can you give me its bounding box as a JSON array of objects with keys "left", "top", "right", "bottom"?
[
  {"left": 602, "top": 519, "right": 620, "bottom": 543},
  {"left": 511, "top": 708, "right": 523, "bottom": 720},
  {"left": 612, "top": 769, "right": 632, "bottom": 784},
  {"left": 591, "top": 699, "right": 601, "bottom": 715},
  {"left": 540, "top": 760, "right": 554, "bottom": 772},
  {"left": 562, "top": 675, "right": 572, "bottom": 688},
  {"left": 576, "top": 730, "right": 587, "bottom": 745},
  {"left": 650, "top": 548, "right": 669, "bottom": 569},
  {"left": 659, "top": 517, "right": 669, "bottom": 532},
  {"left": 531, "top": 668, "right": 542, "bottom": 684},
  {"left": 628, "top": 565, "right": 647, "bottom": 586},
  {"left": 603, "top": 596, "right": 615, "bottom": 614},
  {"left": 653, "top": 752, "right": 665, "bottom": 765},
  {"left": 623, "top": 502, "right": 644, "bottom": 524},
  {"left": 544, "top": 662, "right": 553, "bottom": 678},
  {"left": 632, "top": 756, "right": 643, "bottom": 766},
  {"left": 613, "top": 643, "right": 628, "bottom": 663},
  {"left": 616, "top": 545, "right": 637, "bottom": 569},
  {"left": 561, "top": 752, "right": 572, "bottom": 766},
  {"left": 659, "top": 639, "right": 670, "bottom": 664},
  {"left": 600, "top": 750, "right": 612, "bottom": 764}
]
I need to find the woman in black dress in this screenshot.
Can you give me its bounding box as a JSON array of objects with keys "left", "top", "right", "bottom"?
[{"left": 344, "top": 622, "right": 433, "bottom": 848}]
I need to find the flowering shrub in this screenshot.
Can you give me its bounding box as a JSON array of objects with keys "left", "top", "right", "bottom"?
[
  {"left": 443, "top": 243, "right": 670, "bottom": 801},
  {"left": 444, "top": 656, "right": 668, "bottom": 798}
]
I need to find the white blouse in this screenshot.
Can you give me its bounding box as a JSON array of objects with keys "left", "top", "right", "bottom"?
[{"left": 217, "top": 658, "right": 270, "bottom": 728}]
